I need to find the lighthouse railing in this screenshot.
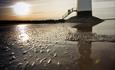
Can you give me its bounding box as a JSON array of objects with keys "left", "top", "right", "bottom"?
[{"left": 62, "top": 8, "right": 77, "bottom": 19}]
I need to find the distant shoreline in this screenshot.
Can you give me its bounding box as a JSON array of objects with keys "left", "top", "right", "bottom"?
[{"left": 0, "top": 19, "right": 65, "bottom": 25}]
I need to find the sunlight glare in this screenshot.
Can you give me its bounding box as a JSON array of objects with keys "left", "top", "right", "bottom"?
[
  {"left": 16, "top": 24, "right": 29, "bottom": 42},
  {"left": 12, "top": 2, "right": 31, "bottom": 16}
]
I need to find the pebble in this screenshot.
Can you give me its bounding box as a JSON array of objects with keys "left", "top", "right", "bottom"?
[
  {"left": 25, "top": 61, "right": 29, "bottom": 65},
  {"left": 9, "top": 56, "right": 16, "bottom": 61},
  {"left": 57, "top": 61, "right": 60, "bottom": 65},
  {"left": 34, "top": 49, "right": 38, "bottom": 53},
  {"left": 11, "top": 52, "right": 15, "bottom": 55},
  {"left": 46, "top": 49, "right": 50, "bottom": 53},
  {"left": 17, "top": 63, "right": 23, "bottom": 67},
  {"left": 31, "top": 62, "right": 35, "bottom": 66},
  {"left": 39, "top": 58, "right": 47, "bottom": 63},
  {"left": 47, "top": 59, "right": 51, "bottom": 64},
  {"left": 36, "top": 58, "right": 40, "bottom": 61},
  {"left": 53, "top": 53, "right": 57, "bottom": 57},
  {"left": 24, "top": 57, "right": 27, "bottom": 61},
  {"left": 12, "top": 56, "right": 16, "bottom": 59},
  {"left": 40, "top": 50, "right": 44, "bottom": 53},
  {"left": 23, "top": 51, "right": 28, "bottom": 54}
]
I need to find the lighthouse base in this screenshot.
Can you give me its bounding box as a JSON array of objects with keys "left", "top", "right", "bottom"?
[
  {"left": 66, "top": 16, "right": 104, "bottom": 28},
  {"left": 77, "top": 11, "right": 92, "bottom": 17}
]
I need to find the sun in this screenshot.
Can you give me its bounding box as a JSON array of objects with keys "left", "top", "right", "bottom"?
[{"left": 12, "top": 2, "right": 31, "bottom": 16}]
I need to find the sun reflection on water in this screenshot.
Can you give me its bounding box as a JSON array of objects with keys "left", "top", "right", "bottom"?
[{"left": 16, "top": 24, "right": 29, "bottom": 42}]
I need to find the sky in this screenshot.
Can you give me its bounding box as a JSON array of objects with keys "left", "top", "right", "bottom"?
[{"left": 0, "top": 0, "right": 115, "bottom": 20}]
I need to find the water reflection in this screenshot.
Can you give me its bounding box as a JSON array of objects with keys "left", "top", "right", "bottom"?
[
  {"left": 77, "top": 29, "right": 94, "bottom": 70},
  {"left": 78, "top": 41, "right": 93, "bottom": 70},
  {"left": 16, "top": 24, "right": 29, "bottom": 42}
]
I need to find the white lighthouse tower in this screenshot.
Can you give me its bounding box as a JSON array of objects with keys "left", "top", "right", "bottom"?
[{"left": 77, "top": 0, "right": 92, "bottom": 17}]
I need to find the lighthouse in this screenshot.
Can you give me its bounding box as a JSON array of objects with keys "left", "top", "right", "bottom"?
[
  {"left": 66, "top": 0, "right": 104, "bottom": 32},
  {"left": 77, "top": 0, "right": 92, "bottom": 17}
]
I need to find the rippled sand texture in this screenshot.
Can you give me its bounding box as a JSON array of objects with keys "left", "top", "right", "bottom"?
[{"left": 0, "top": 23, "right": 115, "bottom": 70}]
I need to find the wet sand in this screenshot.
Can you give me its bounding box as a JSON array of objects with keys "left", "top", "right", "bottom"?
[{"left": 0, "top": 23, "right": 115, "bottom": 70}]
